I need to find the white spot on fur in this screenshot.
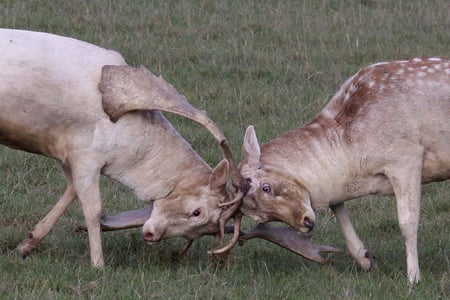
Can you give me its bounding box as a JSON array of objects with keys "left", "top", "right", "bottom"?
[
  {"left": 417, "top": 72, "right": 427, "bottom": 78},
  {"left": 446, "top": 69, "right": 450, "bottom": 75},
  {"left": 427, "top": 68, "right": 435, "bottom": 74},
  {"left": 344, "top": 93, "right": 350, "bottom": 102},
  {"left": 412, "top": 58, "right": 422, "bottom": 62},
  {"left": 368, "top": 80, "right": 376, "bottom": 88},
  {"left": 321, "top": 109, "right": 335, "bottom": 119},
  {"left": 333, "top": 89, "right": 345, "bottom": 104},
  {"left": 427, "top": 57, "right": 442, "bottom": 61},
  {"left": 396, "top": 69, "right": 405, "bottom": 75}
]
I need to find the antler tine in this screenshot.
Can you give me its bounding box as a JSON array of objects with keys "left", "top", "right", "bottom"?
[
  {"left": 217, "top": 140, "right": 249, "bottom": 208},
  {"left": 219, "top": 201, "right": 241, "bottom": 238},
  {"left": 219, "top": 140, "right": 242, "bottom": 187},
  {"left": 208, "top": 212, "right": 243, "bottom": 255},
  {"left": 218, "top": 194, "right": 241, "bottom": 208}
]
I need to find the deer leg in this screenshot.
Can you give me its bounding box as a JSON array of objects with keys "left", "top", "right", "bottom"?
[
  {"left": 385, "top": 159, "right": 422, "bottom": 284},
  {"left": 179, "top": 239, "right": 194, "bottom": 257},
  {"left": 72, "top": 163, "right": 104, "bottom": 268},
  {"left": 18, "top": 183, "right": 77, "bottom": 257},
  {"left": 18, "top": 165, "right": 77, "bottom": 258},
  {"left": 331, "top": 203, "right": 375, "bottom": 270}
]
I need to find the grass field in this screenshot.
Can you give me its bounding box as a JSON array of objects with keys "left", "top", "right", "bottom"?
[{"left": 1, "top": 0, "right": 449, "bottom": 298}]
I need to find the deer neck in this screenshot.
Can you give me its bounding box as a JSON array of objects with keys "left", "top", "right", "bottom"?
[{"left": 102, "top": 111, "right": 211, "bottom": 201}]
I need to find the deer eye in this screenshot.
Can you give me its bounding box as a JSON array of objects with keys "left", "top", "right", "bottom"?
[
  {"left": 191, "top": 209, "right": 201, "bottom": 217},
  {"left": 262, "top": 184, "right": 272, "bottom": 194}
]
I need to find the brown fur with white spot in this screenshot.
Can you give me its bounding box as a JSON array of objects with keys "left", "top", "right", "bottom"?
[{"left": 240, "top": 57, "right": 450, "bottom": 283}]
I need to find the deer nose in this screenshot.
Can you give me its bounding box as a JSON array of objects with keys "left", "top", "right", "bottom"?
[
  {"left": 143, "top": 231, "right": 157, "bottom": 242},
  {"left": 303, "top": 216, "right": 315, "bottom": 231}
]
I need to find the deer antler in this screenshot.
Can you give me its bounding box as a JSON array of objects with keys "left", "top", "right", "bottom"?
[
  {"left": 99, "top": 205, "right": 153, "bottom": 231},
  {"left": 237, "top": 223, "right": 340, "bottom": 263},
  {"left": 100, "top": 65, "right": 226, "bottom": 143}
]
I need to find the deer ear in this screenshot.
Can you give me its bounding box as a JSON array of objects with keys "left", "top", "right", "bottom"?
[
  {"left": 241, "top": 125, "right": 261, "bottom": 168},
  {"left": 209, "top": 159, "right": 229, "bottom": 190}
]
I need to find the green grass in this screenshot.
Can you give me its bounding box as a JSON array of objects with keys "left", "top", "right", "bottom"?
[{"left": 1, "top": 0, "right": 449, "bottom": 298}]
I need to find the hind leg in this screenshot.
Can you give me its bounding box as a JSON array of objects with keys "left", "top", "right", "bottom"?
[{"left": 18, "top": 165, "right": 77, "bottom": 258}]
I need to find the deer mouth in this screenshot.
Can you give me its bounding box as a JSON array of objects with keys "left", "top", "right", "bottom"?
[{"left": 144, "top": 240, "right": 160, "bottom": 246}]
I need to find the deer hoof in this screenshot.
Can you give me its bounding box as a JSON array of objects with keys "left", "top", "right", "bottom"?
[
  {"left": 17, "top": 240, "right": 36, "bottom": 259},
  {"left": 364, "top": 250, "right": 378, "bottom": 269}
]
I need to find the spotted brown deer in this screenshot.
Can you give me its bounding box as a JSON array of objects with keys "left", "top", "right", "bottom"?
[{"left": 238, "top": 57, "right": 450, "bottom": 283}]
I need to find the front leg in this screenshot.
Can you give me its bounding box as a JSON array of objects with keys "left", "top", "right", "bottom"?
[
  {"left": 331, "top": 203, "right": 376, "bottom": 270},
  {"left": 72, "top": 162, "right": 104, "bottom": 268},
  {"left": 385, "top": 160, "right": 422, "bottom": 284}
]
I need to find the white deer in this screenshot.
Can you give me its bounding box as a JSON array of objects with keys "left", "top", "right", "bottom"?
[{"left": 0, "top": 28, "right": 244, "bottom": 266}]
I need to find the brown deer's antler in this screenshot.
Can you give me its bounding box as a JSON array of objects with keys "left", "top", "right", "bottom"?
[{"left": 237, "top": 223, "right": 340, "bottom": 263}]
